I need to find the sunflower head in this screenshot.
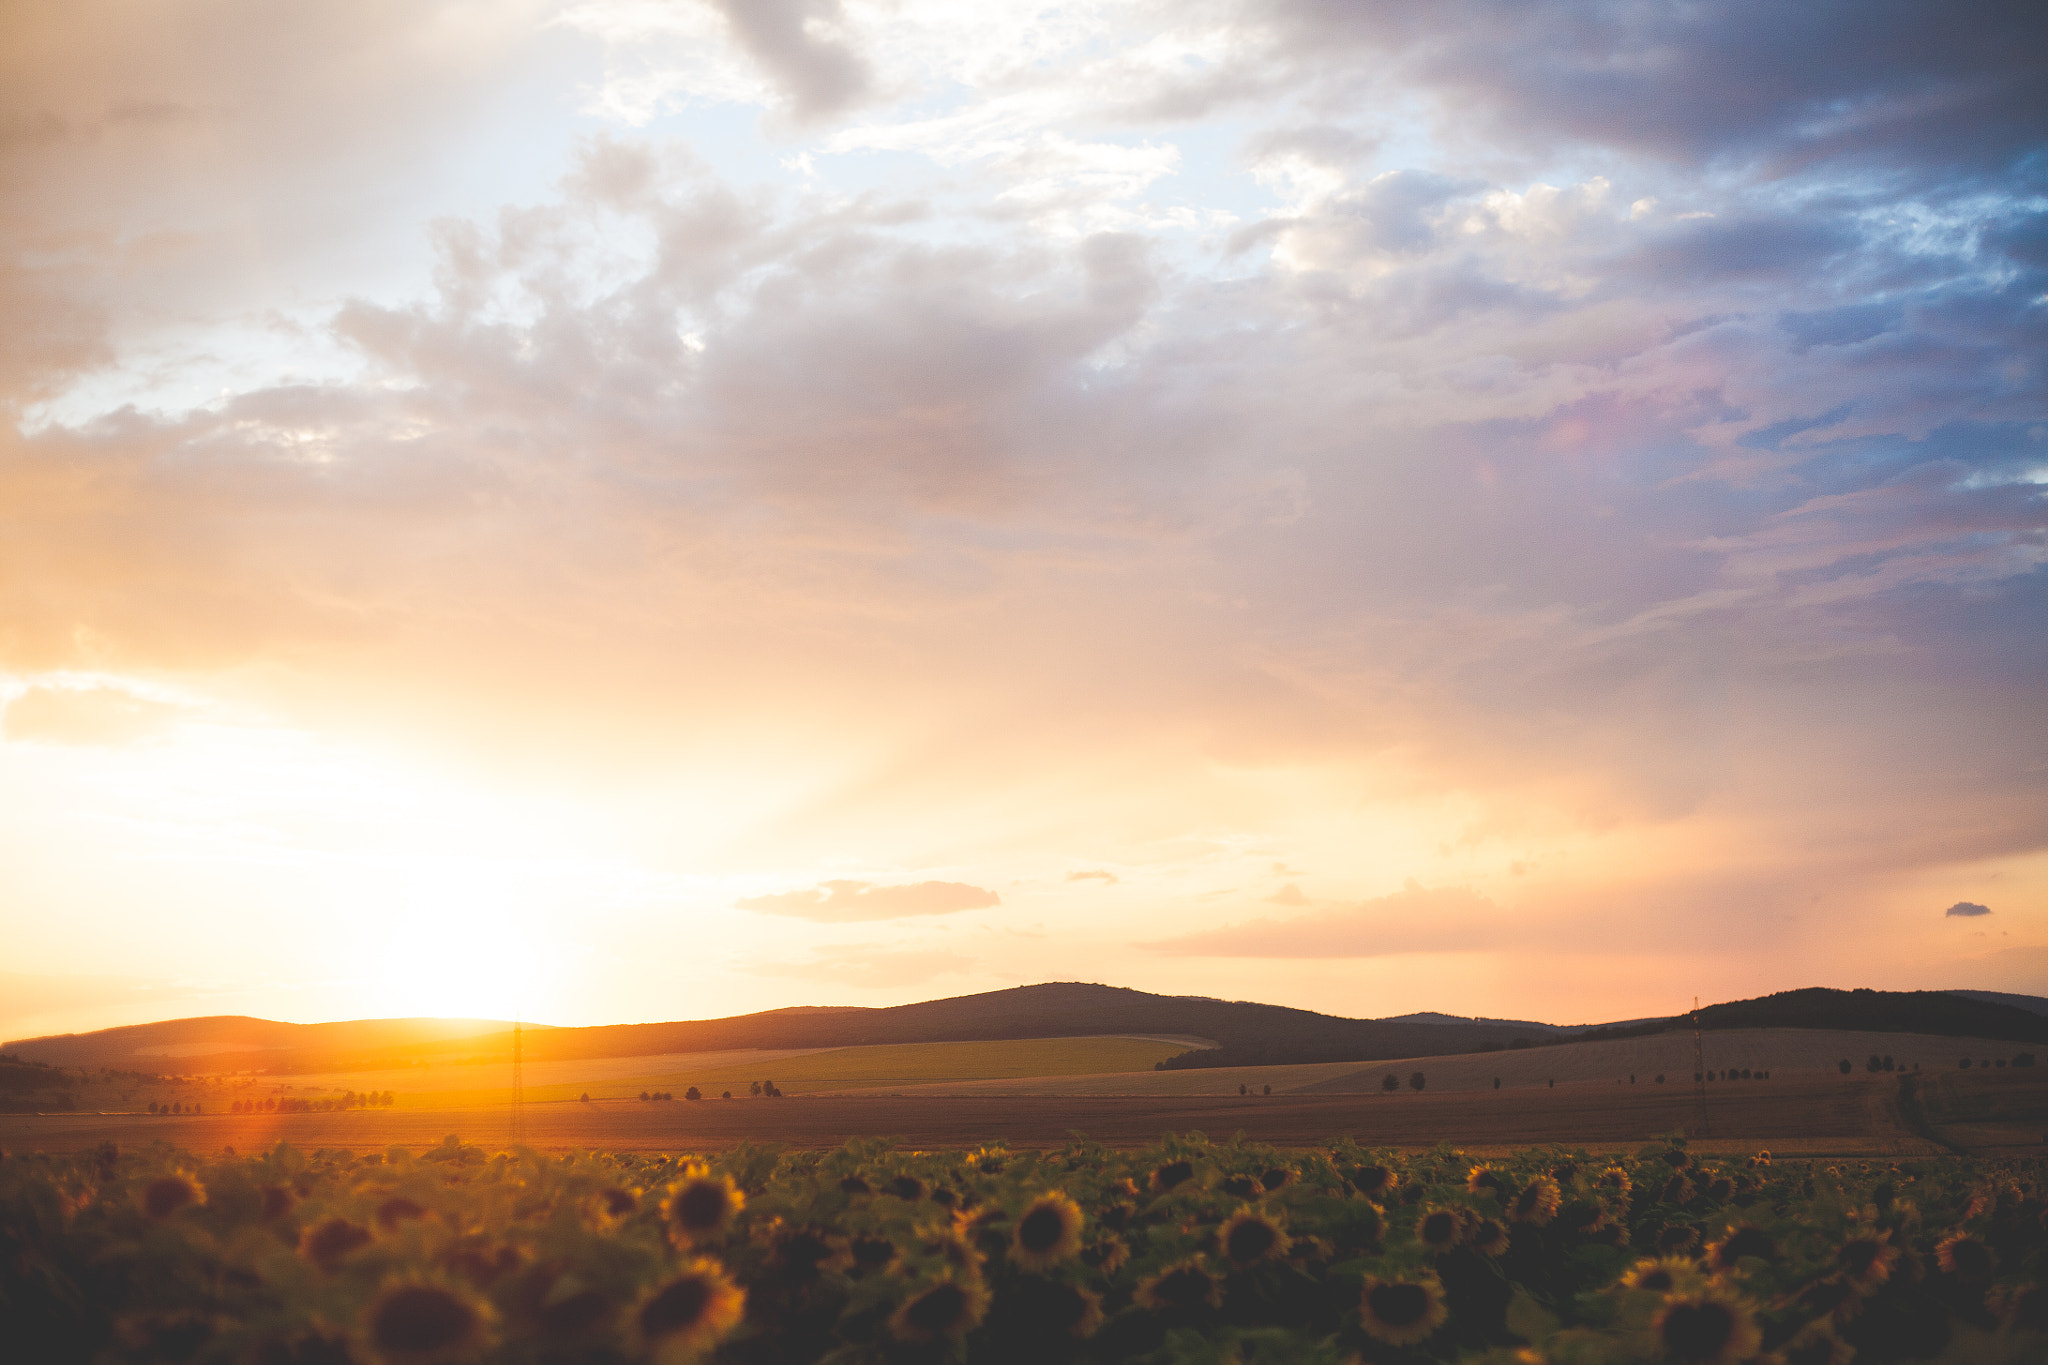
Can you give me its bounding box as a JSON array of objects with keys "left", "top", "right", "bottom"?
[
  {"left": 1219, "top": 1208, "right": 1289, "bottom": 1266},
  {"left": 1259, "top": 1167, "right": 1295, "bottom": 1192},
  {"left": 301, "top": 1217, "right": 375, "bottom": 1273},
  {"left": 848, "top": 1235, "right": 899, "bottom": 1278},
  {"left": 1597, "top": 1166, "right": 1633, "bottom": 1198},
  {"left": 888, "top": 1274, "right": 990, "bottom": 1343},
  {"left": 1705, "top": 1224, "right": 1778, "bottom": 1269},
  {"left": 509, "top": 1262, "right": 613, "bottom": 1340},
  {"left": 837, "top": 1174, "right": 871, "bottom": 1195},
  {"left": 1135, "top": 1257, "right": 1222, "bottom": 1315},
  {"left": 1350, "top": 1164, "right": 1396, "bottom": 1199},
  {"left": 596, "top": 1187, "right": 638, "bottom": 1219},
  {"left": 662, "top": 1166, "right": 743, "bottom": 1247},
  {"left": 1416, "top": 1206, "right": 1464, "bottom": 1253},
  {"left": 1151, "top": 1159, "right": 1197, "bottom": 1194},
  {"left": 1466, "top": 1166, "right": 1506, "bottom": 1200},
  {"left": 376, "top": 1196, "right": 429, "bottom": 1231},
  {"left": 1988, "top": 1282, "right": 2048, "bottom": 1333},
  {"left": 767, "top": 1226, "right": 852, "bottom": 1285},
  {"left": 1510, "top": 1176, "right": 1563, "bottom": 1225},
  {"left": 969, "top": 1146, "right": 1009, "bottom": 1174},
  {"left": 358, "top": 1279, "right": 494, "bottom": 1365},
  {"left": 138, "top": 1173, "right": 205, "bottom": 1221},
  {"left": 1660, "top": 1174, "right": 1695, "bottom": 1205},
  {"left": 886, "top": 1174, "right": 927, "bottom": 1201},
  {"left": 1836, "top": 1230, "right": 1899, "bottom": 1287},
  {"left": 1470, "top": 1217, "right": 1511, "bottom": 1257},
  {"left": 1619, "top": 1256, "right": 1705, "bottom": 1295},
  {"left": 1655, "top": 1218, "right": 1708, "bottom": 1255},
  {"left": 1081, "top": 1234, "right": 1130, "bottom": 1275},
  {"left": 1934, "top": 1231, "right": 1995, "bottom": 1280},
  {"left": 632, "top": 1261, "right": 746, "bottom": 1365},
  {"left": 1358, "top": 1272, "right": 1448, "bottom": 1346},
  {"left": 1650, "top": 1289, "right": 1761, "bottom": 1365},
  {"left": 1010, "top": 1191, "right": 1084, "bottom": 1271}
]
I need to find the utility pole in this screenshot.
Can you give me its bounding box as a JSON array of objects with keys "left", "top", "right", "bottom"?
[
  {"left": 511, "top": 1015, "right": 525, "bottom": 1147},
  {"left": 1691, "top": 996, "right": 1709, "bottom": 1138}
]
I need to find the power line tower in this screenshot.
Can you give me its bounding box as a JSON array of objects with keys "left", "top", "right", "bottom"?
[
  {"left": 511, "top": 1015, "right": 525, "bottom": 1148},
  {"left": 1691, "top": 996, "right": 1710, "bottom": 1138}
]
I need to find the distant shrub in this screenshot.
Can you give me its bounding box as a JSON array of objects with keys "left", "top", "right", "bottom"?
[
  {"left": 1382, "top": 1074, "right": 1400, "bottom": 1093},
  {"left": 1408, "top": 1072, "right": 1425, "bottom": 1093},
  {"left": 1961, "top": 1059, "right": 1972, "bottom": 1069},
  {"left": 2016, "top": 1054, "right": 2036, "bottom": 1068},
  {"left": 686, "top": 1087, "right": 702, "bottom": 1101},
  {"left": 1839, "top": 1060, "right": 1852, "bottom": 1075}
]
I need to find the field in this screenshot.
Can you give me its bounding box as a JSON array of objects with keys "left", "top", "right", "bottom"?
[
  {"left": 10, "top": 1070, "right": 2046, "bottom": 1163},
  {"left": 4, "top": 1127, "right": 2044, "bottom": 1364}
]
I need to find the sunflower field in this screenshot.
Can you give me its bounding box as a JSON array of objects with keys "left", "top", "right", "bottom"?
[{"left": 2, "top": 1132, "right": 2043, "bottom": 1364}]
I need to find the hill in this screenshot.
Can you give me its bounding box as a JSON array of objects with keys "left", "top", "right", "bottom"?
[
  {"left": 8, "top": 983, "right": 2044, "bottom": 1079},
  {"left": 0, "top": 1015, "right": 529, "bottom": 1073}
]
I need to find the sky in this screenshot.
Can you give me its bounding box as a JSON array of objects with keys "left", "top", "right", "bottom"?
[{"left": 3, "top": 0, "right": 2045, "bottom": 1042}]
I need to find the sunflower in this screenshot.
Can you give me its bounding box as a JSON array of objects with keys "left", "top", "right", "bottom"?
[
  {"left": 1619, "top": 1256, "right": 1704, "bottom": 1295},
  {"left": 1659, "top": 1174, "right": 1695, "bottom": 1206},
  {"left": 1350, "top": 1165, "right": 1396, "bottom": 1200},
  {"left": 1510, "top": 1176, "right": 1562, "bottom": 1226},
  {"left": 1467, "top": 1165, "right": 1506, "bottom": 1200},
  {"left": 1219, "top": 1208, "right": 1290, "bottom": 1266},
  {"left": 1081, "top": 1234, "right": 1130, "bottom": 1275},
  {"left": 1358, "top": 1272, "right": 1448, "bottom": 1346},
  {"left": 1010, "top": 1192, "right": 1084, "bottom": 1271},
  {"left": 886, "top": 1174, "right": 928, "bottom": 1201},
  {"left": 889, "top": 1274, "right": 991, "bottom": 1343},
  {"left": 765, "top": 1225, "right": 852, "bottom": 1285},
  {"left": 632, "top": 1261, "right": 746, "bottom": 1365},
  {"left": 1650, "top": 1289, "right": 1760, "bottom": 1365},
  {"left": 1597, "top": 1166, "right": 1634, "bottom": 1200},
  {"left": 301, "top": 1217, "right": 375, "bottom": 1273},
  {"left": 1415, "top": 1206, "right": 1465, "bottom": 1253},
  {"left": 1987, "top": 1283, "right": 2048, "bottom": 1333},
  {"left": 1836, "top": 1229, "right": 1900, "bottom": 1288},
  {"left": 1469, "top": 1217, "right": 1511, "bottom": 1257},
  {"left": 1704, "top": 1224, "right": 1778, "bottom": 1269},
  {"left": 376, "top": 1196, "right": 429, "bottom": 1230},
  {"left": 1002, "top": 1278, "right": 1104, "bottom": 1341},
  {"left": 1934, "top": 1231, "right": 1995, "bottom": 1280},
  {"left": 1136, "top": 1257, "right": 1222, "bottom": 1314},
  {"left": 138, "top": 1173, "right": 205, "bottom": 1220},
  {"left": 1259, "top": 1167, "right": 1295, "bottom": 1192},
  {"left": 662, "top": 1166, "right": 743, "bottom": 1248},
  {"left": 1151, "top": 1159, "right": 1197, "bottom": 1194},
  {"left": 969, "top": 1146, "right": 1009, "bottom": 1173},
  {"left": 1221, "top": 1175, "right": 1260, "bottom": 1200},
  {"left": 596, "top": 1187, "right": 638, "bottom": 1219},
  {"left": 848, "top": 1235, "right": 899, "bottom": 1277},
  {"left": 358, "top": 1280, "right": 494, "bottom": 1365},
  {"left": 1654, "top": 1224, "right": 1701, "bottom": 1256},
  {"left": 510, "top": 1262, "right": 613, "bottom": 1340}
]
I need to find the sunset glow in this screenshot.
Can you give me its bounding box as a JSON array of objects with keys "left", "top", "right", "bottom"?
[{"left": 3, "top": 1, "right": 2043, "bottom": 1040}]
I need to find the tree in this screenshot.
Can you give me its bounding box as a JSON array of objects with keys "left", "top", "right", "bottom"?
[
  {"left": 750, "top": 1081, "right": 763, "bottom": 1097},
  {"left": 1493, "top": 1077, "right": 1501, "bottom": 1090},
  {"left": 1408, "top": 1071, "right": 1426, "bottom": 1093},
  {"left": 640, "top": 1090, "right": 651, "bottom": 1101},
  {"left": 1654, "top": 1074, "right": 1665, "bottom": 1083},
  {"left": 1382, "top": 1073, "right": 1400, "bottom": 1093},
  {"left": 722, "top": 1090, "right": 732, "bottom": 1099},
  {"left": 685, "top": 1087, "right": 702, "bottom": 1101},
  {"left": 579, "top": 1093, "right": 590, "bottom": 1103},
  {"left": 2016, "top": 1054, "right": 2036, "bottom": 1069},
  {"left": 1263, "top": 1084, "right": 1271, "bottom": 1096},
  {"left": 1239, "top": 1084, "right": 1247, "bottom": 1096},
  {"left": 1961, "top": 1058, "right": 1972, "bottom": 1069},
  {"left": 1838, "top": 1059, "right": 1852, "bottom": 1075},
  {"left": 763, "top": 1081, "right": 782, "bottom": 1097}
]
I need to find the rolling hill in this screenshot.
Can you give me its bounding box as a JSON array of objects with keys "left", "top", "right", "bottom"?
[{"left": 7, "top": 983, "right": 2045, "bottom": 1078}]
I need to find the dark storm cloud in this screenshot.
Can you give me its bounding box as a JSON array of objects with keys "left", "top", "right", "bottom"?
[{"left": 1946, "top": 902, "right": 1992, "bottom": 917}]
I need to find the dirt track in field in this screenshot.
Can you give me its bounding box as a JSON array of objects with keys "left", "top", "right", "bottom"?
[{"left": 0, "top": 1072, "right": 1976, "bottom": 1158}]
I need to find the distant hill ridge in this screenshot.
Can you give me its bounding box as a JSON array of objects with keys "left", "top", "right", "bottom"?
[{"left": 6, "top": 983, "right": 2045, "bottom": 1076}]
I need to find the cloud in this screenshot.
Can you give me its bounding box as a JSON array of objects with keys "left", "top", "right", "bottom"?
[
  {"left": 1265, "top": 883, "right": 1308, "bottom": 905},
  {"left": 736, "top": 880, "right": 1001, "bottom": 922},
  {"left": 1946, "top": 901, "right": 1993, "bottom": 918},
  {"left": 3, "top": 685, "right": 185, "bottom": 745},
  {"left": 1067, "top": 870, "right": 1118, "bottom": 884},
  {"left": 746, "top": 946, "right": 975, "bottom": 990},
  {"left": 1145, "top": 883, "right": 1504, "bottom": 958},
  {"left": 704, "top": 0, "right": 872, "bottom": 124}
]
